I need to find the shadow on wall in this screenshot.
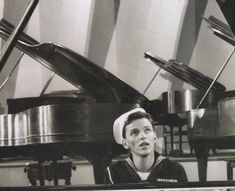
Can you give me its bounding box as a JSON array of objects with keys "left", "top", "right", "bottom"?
[
  {"left": 38, "top": 0, "right": 64, "bottom": 42},
  {"left": 3, "top": 0, "right": 30, "bottom": 25},
  {"left": 87, "top": 0, "right": 120, "bottom": 67},
  {"left": 170, "top": 0, "right": 208, "bottom": 90}
]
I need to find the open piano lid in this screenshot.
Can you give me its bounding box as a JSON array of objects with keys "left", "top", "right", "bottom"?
[
  {"left": 203, "top": 1, "right": 235, "bottom": 46},
  {"left": 144, "top": 1, "right": 235, "bottom": 94},
  {"left": 216, "top": 0, "right": 235, "bottom": 36},
  {"left": 0, "top": 19, "right": 147, "bottom": 104},
  {"left": 144, "top": 52, "right": 226, "bottom": 93}
]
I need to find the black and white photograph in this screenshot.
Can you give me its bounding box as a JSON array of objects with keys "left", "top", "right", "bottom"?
[{"left": 0, "top": 0, "right": 235, "bottom": 190}]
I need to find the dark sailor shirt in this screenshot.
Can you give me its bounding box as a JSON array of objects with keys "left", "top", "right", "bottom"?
[{"left": 103, "top": 152, "right": 188, "bottom": 184}]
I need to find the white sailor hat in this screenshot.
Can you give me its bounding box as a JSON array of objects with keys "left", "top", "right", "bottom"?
[{"left": 113, "top": 107, "right": 146, "bottom": 144}]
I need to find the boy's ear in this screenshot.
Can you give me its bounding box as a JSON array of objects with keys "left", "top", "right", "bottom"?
[
  {"left": 154, "top": 136, "right": 157, "bottom": 143},
  {"left": 122, "top": 139, "right": 129, "bottom": 150},
  {"left": 153, "top": 132, "right": 157, "bottom": 143}
]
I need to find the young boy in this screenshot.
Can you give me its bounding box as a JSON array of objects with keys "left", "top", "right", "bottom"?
[{"left": 104, "top": 108, "right": 188, "bottom": 184}]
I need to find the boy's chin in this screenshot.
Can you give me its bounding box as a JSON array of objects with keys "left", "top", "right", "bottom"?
[{"left": 138, "top": 150, "right": 153, "bottom": 157}]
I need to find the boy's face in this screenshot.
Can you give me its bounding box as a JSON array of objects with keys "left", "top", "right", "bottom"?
[{"left": 122, "top": 118, "right": 157, "bottom": 157}]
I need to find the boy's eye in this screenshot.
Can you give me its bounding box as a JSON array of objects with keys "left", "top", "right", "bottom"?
[
  {"left": 144, "top": 128, "right": 151, "bottom": 133},
  {"left": 130, "top": 130, "right": 139, "bottom": 136}
]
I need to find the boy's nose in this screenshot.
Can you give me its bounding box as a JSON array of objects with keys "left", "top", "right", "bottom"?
[{"left": 139, "top": 132, "right": 147, "bottom": 140}]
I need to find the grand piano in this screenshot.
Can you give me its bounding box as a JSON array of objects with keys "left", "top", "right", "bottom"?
[
  {"left": 145, "top": 0, "right": 235, "bottom": 184},
  {"left": 0, "top": 8, "right": 166, "bottom": 186}
]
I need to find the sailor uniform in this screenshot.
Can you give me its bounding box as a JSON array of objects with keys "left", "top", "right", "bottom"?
[{"left": 104, "top": 152, "right": 188, "bottom": 184}]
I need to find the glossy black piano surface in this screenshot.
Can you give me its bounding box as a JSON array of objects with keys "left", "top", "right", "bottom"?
[{"left": 1, "top": 181, "right": 235, "bottom": 191}]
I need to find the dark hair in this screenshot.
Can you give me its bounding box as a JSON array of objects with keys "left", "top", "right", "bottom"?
[{"left": 122, "top": 111, "right": 154, "bottom": 138}]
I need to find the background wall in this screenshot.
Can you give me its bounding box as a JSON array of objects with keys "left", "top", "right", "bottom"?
[
  {"left": 0, "top": 0, "right": 234, "bottom": 107},
  {"left": 0, "top": 0, "right": 188, "bottom": 109}
]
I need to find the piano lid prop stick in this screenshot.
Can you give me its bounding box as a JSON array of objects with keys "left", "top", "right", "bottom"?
[
  {"left": 0, "top": 0, "right": 39, "bottom": 73},
  {"left": 0, "top": 53, "right": 24, "bottom": 91},
  {"left": 40, "top": 72, "right": 56, "bottom": 96},
  {"left": 143, "top": 52, "right": 163, "bottom": 95},
  {"left": 143, "top": 67, "right": 161, "bottom": 95},
  {"left": 197, "top": 47, "right": 235, "bottom": 109}
]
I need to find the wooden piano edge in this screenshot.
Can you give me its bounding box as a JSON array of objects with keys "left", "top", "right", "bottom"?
[{"left": 1, "top": 181, "right": 235, "bottom": 190}]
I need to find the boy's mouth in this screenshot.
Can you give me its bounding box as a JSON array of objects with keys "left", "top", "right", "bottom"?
[{"left": 139, "top": 142, "right": 149, "bottom": 147}]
